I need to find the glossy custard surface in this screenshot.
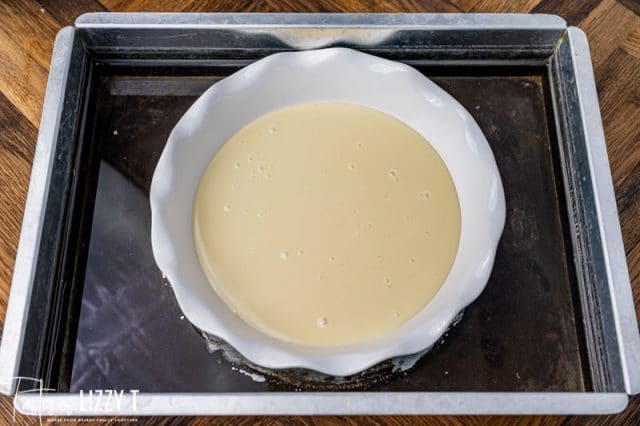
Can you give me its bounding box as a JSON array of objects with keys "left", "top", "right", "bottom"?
[{"left": 193, "top": 103, "right": 460, "bottom": 347}]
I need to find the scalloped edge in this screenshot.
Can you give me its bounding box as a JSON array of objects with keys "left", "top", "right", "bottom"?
[{"left": 150, "top": 47, "right": 505, "bottom": 376}]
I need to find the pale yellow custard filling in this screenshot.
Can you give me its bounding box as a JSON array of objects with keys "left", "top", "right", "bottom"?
[{"left": 193, "top": 102, "right": 460, "bottom": 347}]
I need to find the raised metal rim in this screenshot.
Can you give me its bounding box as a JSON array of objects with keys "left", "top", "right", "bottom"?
[
  {"left": 75, "top": 12, "right": 567, "bottom": 30},
  {"left": 0, "top": 27, "right": 75, "bottom": 396},
  {"left": 566, "top": 27, "right": 640, "bottom": 395},
  {"left": 12, "top": 392, "right": 629, "bottom": 416}
]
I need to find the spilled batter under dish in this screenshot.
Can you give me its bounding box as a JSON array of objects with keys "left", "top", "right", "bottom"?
[{"left": 193, "top": 102, "right": 461, "bottom": 347}]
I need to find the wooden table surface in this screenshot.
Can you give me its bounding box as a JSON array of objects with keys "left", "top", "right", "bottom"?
[{"left": 0, "top": 0, "right": 639, "bottom": 424}]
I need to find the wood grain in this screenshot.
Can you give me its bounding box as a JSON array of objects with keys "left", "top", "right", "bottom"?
[
  {"left": 37, "top": 0, "right": 107, "bottom": 26},
  {"left": 0, "top": 93, "right": 37, "bottom": 329},
  {"left": 0, "top": 0, "right": 639, "bottom": 424},
  {"left": 446, "top": 0, "right": 481, "bottom": 13},
  {"left": 469, "top": 0, "right": 541, "bottom": 13},
  {"left": 532, "top": 0, "right": 603, "bottom": 25},
  {"left": 580, "top": 0, "right": 640, "bottom": 66},
  {"left": 0, "top": 0, "right": 60, "bottom": 72},
  {"left": 0, "top": 26, "right": 48, "bottom": 127}
]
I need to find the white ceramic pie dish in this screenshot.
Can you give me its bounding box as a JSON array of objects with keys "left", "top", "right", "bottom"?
[{"left": 150, "top": 47, "right": 506, "bottom": 376}]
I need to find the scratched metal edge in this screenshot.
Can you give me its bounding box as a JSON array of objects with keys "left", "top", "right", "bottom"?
[
  {"left": 0, "top": 27, "right": 76, "bottom": 396},
  {"left": 548, "top": 32, "right": 623, "bottom": 393},
  {"left": 72, "top": 13, "right": 567, "bottom": 62},
  {"left": 566, "top": 28, "right": 640, "bottom": 396},
  {"left": 74, "top": 12, "right": 567, "bottom": 30},
  {"left": 12, "top": 392, "right": 629, "bottom": 416}
]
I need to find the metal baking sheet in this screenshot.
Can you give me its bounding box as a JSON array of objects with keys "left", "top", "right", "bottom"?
[
  {"left": 70, "top": 68, "right": 586, "bottom": 394},
  {"left": 1, "top": 13, "right": 639, "bottom": 415}
]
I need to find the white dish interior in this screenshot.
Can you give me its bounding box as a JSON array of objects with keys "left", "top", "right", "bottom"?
[{"left": 150, "top": 47, "right": 506, "bottom": 376}]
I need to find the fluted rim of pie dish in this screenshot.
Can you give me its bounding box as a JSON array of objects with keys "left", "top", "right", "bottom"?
[{"left": 150, "top": 47, "right": 506, "bottom": 376}]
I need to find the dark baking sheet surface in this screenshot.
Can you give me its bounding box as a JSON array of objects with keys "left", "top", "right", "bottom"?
[{"left": 68, "top": 64, "right": 589, "bottom": 393}]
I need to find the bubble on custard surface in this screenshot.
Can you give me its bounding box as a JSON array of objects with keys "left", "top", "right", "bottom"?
[
  {"left": 316, "top": 316, "right": 328, "bottom": 328},
  {"left": 280, "top": 250, "right": 289, "bottom": 260},
  {"left": 223, "top": 203, "right": 231, "bottom": 213},
  {"left": 268, "top": 126, "right": 276, "bottom": 134}
]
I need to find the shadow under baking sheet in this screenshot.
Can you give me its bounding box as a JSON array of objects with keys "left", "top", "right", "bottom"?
[{"left": 68, "top": 65, "right": 588, "bottom": 393}]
